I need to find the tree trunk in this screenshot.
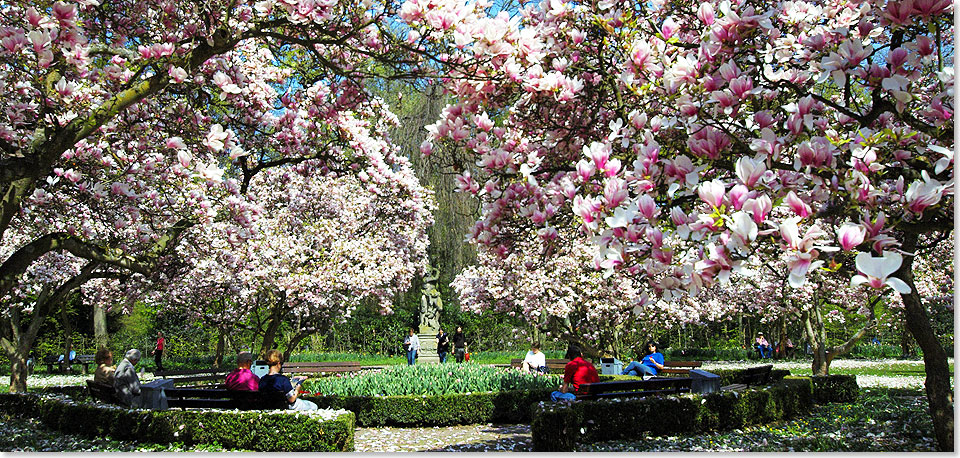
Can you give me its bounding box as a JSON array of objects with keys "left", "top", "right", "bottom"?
[
  {"left": 214, "top": 327, "right": 226, "bottom": 368},
  {"left": 60, "top": 297, "right": 74, "bottom": 372},
  {"left": 899, "top": 326, "right": 914, "bottom": 358},
  {"left": 93, "top": 304, "right": 108, "bottom": 350},
  {"left": 8, "top": 351, "right": 29, "bottom": 393},
  {"left": 897, "top": 233, "right": 953, "bottom": 451},
  {"left": 259, "top": 294, "right": 287, "bottom": 357},
  {"left": 802, "top": 307, "right": 829, "bottom": 376}
]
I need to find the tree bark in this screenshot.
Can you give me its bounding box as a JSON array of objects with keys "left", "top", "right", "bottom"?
[
  {"left": 93, "top": 304, "right": 108, "bottom": 350},
  {"left": 259, "top": 292, "right": 288, "bottom": 357},
  {"left": 214, "top": 326, "right": 226, "bottom": 368},
  {"left": 60, "top": 296, "right": 74, "bottom": 372},
  {"left": 897, "top": 233, "right": 953, "bottom": 451}
]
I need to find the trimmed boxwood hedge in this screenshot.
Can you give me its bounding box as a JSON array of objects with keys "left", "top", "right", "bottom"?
[
  {"left": 530, "top": 375, "right": 856, "bottom": 452},
  {"left": 305, "top": 388, "right": 554, "bottom": 426},
  {"left": 811, "top": 374, "right": 859, "bottom": 403},
  {"left": 0, "top": 393, "right": 355, "bottom": 451}
]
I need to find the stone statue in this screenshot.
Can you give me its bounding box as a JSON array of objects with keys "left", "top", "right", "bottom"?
[{"left": 419, "top": 266, "right": 442, "bottom": 333}]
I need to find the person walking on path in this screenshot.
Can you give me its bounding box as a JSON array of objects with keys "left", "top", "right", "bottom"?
[
  {"left": 452, "top": 326, "right": 467, "bottom": 363},
  {"left": 436, "top": 328, "right": 450, "bottom": 363},
  {"left": 550, "top": 346, "right": 598, "bottom": 401},
  {"left": 620, "top": 341, "right": 665, "bottom": 379},
  {"left": 151, "top": 331, "right": 165, "bottom": 372},
  {"left": 403, "top": 328, "right": 421, "bottom": 365}
]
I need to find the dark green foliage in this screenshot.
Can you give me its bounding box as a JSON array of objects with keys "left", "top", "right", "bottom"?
[
  {"left": 811, "top": 375, "right": 859, "bottom": 403},
  {"left": 664, "top": 348, "right": 756, "bottom": 361},
  {"left": 529, "top": 374, "right": 845, "bottom": 451},
  {"left": 306, "top": 388, "right": 554, "bottom": 426},
  {"left": 0, "top": 393, "right": 354, "bottom": 451}
]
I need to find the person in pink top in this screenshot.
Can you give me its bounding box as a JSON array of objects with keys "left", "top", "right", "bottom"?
[{"left": 225, "top": 352, "right": 260, "bottom": 391}]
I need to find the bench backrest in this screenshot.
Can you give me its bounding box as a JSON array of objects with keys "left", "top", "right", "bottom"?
[
  {"left": 76, "top": 355, "right": 95, "bottom": 364},
  {"left": 282, "top": 362, "right": 362, "bottom": 374},
  {"left": 739, "top": 364, "right": 773, "bottom": 386},
  {"left": 659, "top": 360, "right": 703, "bottom": 374},
  {"left": 86, "top": 380, "right": 117, "bottom": 403},
  {"left": 509, "top": 358, "right": 570, "bottom": 369},
  {"left": 577, "top": 378, "right": 692, "bottom": 399},
  {"left": 164, "top": 388, "right": 289, "bottom": 410},
  {"left": 155, "top": 368, "right": 225, "bottom": 377}
]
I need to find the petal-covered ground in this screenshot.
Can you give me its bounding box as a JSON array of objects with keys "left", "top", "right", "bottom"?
[{"left": 355, "top": 424, "right": 533, "bottom": 452}]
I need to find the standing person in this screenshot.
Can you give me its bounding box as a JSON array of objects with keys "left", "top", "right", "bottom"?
[
  {"left": 755, "top": 332, "right": 771, "bottom": 359},
  {"left": 403, "top": 328, "right": 420, "bottom": 365},
  {"left": 225, "top": 351, "right": 260, "bottom": 391},
  {"left": 113, "top": 349, "right": 142, "bottom": 408},
  {"left": 93, "top": 348, "right": 116, "bottom": 385},
  {"left": 520, "top": 342, "right": 547, "bottom": 374},
  {"left": 151, "top": 331, "right": 165, "bottom": 372},
  {"left": 452, "top": 326, "right": 467, "bottom": 363},
  {"left": 550, "top": 346, "right": 599, "bottom": 401},
  {"left": 621, "top": 341, "right": 665, "bottom": 379},
  {"left": 259, "top": 349, "right": 316, "bottom": 410},
  {"left": 436, "top": 328, "right": 450, "bottom": 364}
]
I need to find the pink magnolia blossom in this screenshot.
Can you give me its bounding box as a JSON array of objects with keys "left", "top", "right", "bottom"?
[{"left": 851, "top": 252, "right": 912, "bottom": 294}]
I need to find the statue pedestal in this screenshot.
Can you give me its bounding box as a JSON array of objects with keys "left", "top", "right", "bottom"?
[{"left": 417, "top": 333, "right": 440, "bottom": 364}]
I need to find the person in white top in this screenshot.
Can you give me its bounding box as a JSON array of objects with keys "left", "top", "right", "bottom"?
[
  {"left": 520, "top": 342, "right": 547, "bottom": 374},
  {"left": 403, "top": 328, "right": 421, "bottom": 365}
]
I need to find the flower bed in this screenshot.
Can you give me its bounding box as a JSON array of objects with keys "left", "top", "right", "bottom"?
[
  {"left": 302, "top": 363, "right": 560, "bottom": 396},
  {"left": 305, "top": 388, "right": 554, "bottom": 426},
  {"left": 0, "top": 393, "right": 355, "bottom": 452}
]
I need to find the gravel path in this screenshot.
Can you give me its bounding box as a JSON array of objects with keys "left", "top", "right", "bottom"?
[{"left": 355, "top": 424, "right": 532, "bottom": 452}]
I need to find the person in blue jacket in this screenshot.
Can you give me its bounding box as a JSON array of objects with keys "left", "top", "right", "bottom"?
[{"left": 621, "top": 341, "right": 665, "bottom": 379}]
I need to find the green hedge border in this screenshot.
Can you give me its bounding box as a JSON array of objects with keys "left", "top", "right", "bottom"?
[
  {"left": 529, "top": 374, "right": 858, "bottom": 452},
  {"left": 0, "top": 393, "right": 355, "bottom": 451},
  {"left": 305, "top": 389, "right": 554, "bottom": 426}
]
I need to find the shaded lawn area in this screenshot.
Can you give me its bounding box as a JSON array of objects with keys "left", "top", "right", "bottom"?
[{"left": 580, "top": 387, "right": 937, "bottom": 452}]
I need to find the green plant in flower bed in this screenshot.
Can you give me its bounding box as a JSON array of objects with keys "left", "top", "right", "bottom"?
[{"left": 302, "top": 363, "right": 560, "bottom": 396}]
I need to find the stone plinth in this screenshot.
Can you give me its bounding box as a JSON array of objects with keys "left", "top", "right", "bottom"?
[{"left": 417, "top": 333, "right": 440, "bottom": 364}]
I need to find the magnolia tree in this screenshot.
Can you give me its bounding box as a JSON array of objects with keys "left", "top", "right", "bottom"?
[
  {"left": 144, "top": 163, "right": 433, "bottom": 361},
  {"left": 0, "top": 0, "right": 501, "bottom": 392},
  {"left": 418, "top": 0, "right": 954, "bottom": 450}
]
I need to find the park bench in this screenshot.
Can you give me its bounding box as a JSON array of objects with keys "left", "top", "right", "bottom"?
[
  {"left": 86, "top": 380, "right": 118, "bottom": 404},
  {"left": 576, "top": 377, "right": 693, "bottom": 400},
  {"left": 154, "top": 368, "right": 228, "bottom": 388},
  {"left": 660, "top": 360, "right": 703, "bottom": 375},
  {"left": 509, "top": 358, "right": 570, "bottom": 372},
  {"left": 280, "top": 361, "right": 362, "bottom": 375},
  {"left": 721, "top": 364, "right": 773, "bottom": 392},
  {"left": 163, "top": 388, "right": 289, "bottom": 410},
  {"left": 43, "top": 352, "right": 95, "bottom": 373}
]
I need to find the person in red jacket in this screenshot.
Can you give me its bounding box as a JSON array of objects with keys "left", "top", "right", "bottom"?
[
  {"left": 150, "top": 331, "right": 166, "bottom": 372},
  {"left": 550, "top": 346, "right": 599, "bottom": 401}
]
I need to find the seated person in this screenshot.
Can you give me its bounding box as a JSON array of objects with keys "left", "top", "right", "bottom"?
[
  {"left": 755, "top": 332, "right": 771, "bottom": 359},
  {"left": 93, "top": 348, "right": 116, "bottom": 385},
  {"left": 113, "top": 349, "right": 142, "bottom": 408},
  {"left": 520, "top": 342, "right": 547, "bottom": 374},
  {"left": 621, "top": 341, "right": 665, "bottom": 379},
  {"left": 258, "top": 349, "right": 318, "bottom": 411},
  {"left": 550, "top": 346, "right": 599, "bottom": 401},
  {"left": 225, "top": 351, "right": 260, "bottom": 391}
]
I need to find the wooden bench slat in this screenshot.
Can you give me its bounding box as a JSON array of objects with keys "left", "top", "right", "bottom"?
[{"left": 663, "top": 361, "right": 702, "bottom": 368}]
